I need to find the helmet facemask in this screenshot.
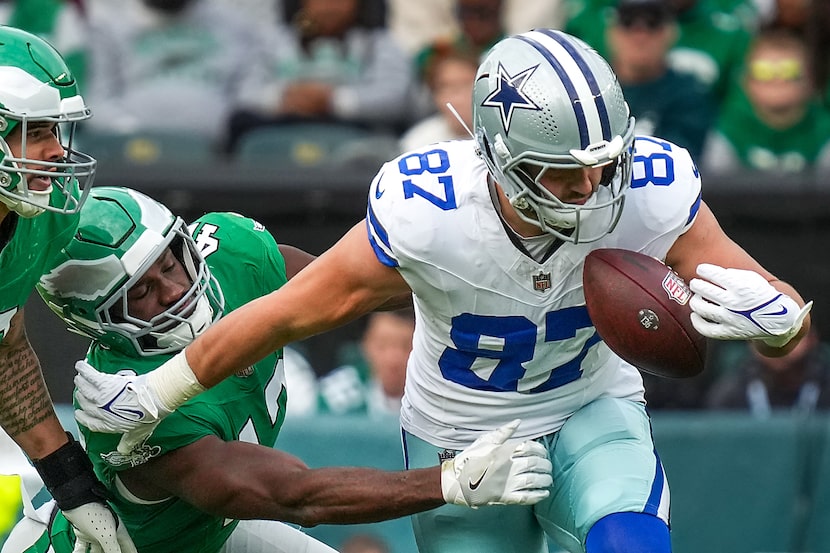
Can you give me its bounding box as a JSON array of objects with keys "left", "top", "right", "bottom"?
[
  {"left": 0, "top": 27, "right": 96, "bottom": 217},
  {"left": 502, "top": 141, "right": 633, "bottom": 243},
  {"left": 38, "top": 187, "right": 225, "bottom": 357},
  {"left": 0, "top": 114, "right": 95, "bottom": 217},
  {"left": 100, "top": 223, "right": 225, "bottom": 357}
]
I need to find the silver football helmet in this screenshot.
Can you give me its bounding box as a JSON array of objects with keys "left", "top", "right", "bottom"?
[{"left": 473, "top": 29, "right": 636, "bottom": 243}]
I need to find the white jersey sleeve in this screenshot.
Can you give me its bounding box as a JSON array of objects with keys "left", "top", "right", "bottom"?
[{"left": 609, "top": 136, "right": 703, "bottom": 260}]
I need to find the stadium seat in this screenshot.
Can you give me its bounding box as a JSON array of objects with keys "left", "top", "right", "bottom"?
[
  {"left": 77, "top": 130, "right": 216, "bottom": 166},
  {"left": 234, "top": 123, "right": 398, "bottom": 169}
]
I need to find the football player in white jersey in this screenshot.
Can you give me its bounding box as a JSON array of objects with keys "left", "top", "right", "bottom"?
[{"left": 73, "top": 30, "right": 811, "bottom": 553}]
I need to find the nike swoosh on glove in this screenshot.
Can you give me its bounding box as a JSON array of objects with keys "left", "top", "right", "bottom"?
[
  {"left": 73, "top": 361, "right": 171, "bottom": 450},
  {"left": 689, "top": 263, "right": 812, "bottom": 347},
  {"left": 64, "top": 501, "right": 139, "bottom": 553},
  {"left": 440, "top": 419, "right": 553, "bottom": 507}
]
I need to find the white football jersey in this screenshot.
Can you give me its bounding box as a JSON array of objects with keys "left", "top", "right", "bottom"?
[{"left": 367, "top": 137, "right": 702, "bottom": 448}]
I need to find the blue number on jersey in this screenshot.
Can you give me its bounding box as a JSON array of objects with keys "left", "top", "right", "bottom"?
[
  {"left": 397, "top": 149, "right": 457, "bottom": 210},
  {"left": 396, "top": 148, "right": 600, "bottom": 393},
  {"left": 631, "top": 137, "right": 676, "bottom": 189},
  {"left": 438, "top": 307, "right": 600, "bottom": 393}
]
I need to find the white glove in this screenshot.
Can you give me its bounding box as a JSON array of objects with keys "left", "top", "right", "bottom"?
[
  {"left": 73, "top": 354, "right": 205, "bottom": 454},
  {"left": 440, "top": 419, "right": 552, "bottom": 507},
  {"left": 73, "top": 361, "right": 171, "bottom": 454},
  {"left": 689, "top": 263, "right": 812, "bottom": 348},
  {"left": 63, "top": 501, "right": 138, "bottom": 553}
]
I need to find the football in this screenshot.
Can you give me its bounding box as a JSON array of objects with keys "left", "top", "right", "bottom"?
[{"left": 583, "top": 248, "right": 707, "bottom": 378}]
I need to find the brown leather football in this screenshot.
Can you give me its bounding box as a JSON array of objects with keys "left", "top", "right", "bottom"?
[{"left": 583, "top": 248, "right": 707, "bottom": 378}]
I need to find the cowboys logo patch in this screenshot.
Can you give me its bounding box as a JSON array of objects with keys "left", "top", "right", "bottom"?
[{"left": 482, "top": 62, "right": 540, "bottom": 132}]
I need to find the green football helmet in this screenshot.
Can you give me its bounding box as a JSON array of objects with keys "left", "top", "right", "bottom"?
[
  {"left": 37, "top": 187, "right": 224, "bottom": 357},
  {"left": 0, "top": 26, "right": 96, "bottom": 217},
  {"left": 473, "top": 30, "right": 636, "bottom": 243}
]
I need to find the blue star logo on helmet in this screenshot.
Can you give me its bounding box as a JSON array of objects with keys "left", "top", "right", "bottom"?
[{"left": 481, "top": 63, "right": 540, "bottom": 133}]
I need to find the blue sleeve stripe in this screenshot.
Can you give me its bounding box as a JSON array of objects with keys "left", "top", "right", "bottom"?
[
  {"left": 366, "top": 201, "right": 390, "bottom": 248},
  {"left": 685, "top": 192, "right": 702, "bottom": 226},
  {"left": 365, "top": 205, "right": 398, "bottom": 267}
]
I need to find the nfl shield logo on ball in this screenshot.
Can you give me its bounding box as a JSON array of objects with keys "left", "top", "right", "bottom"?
[
  {"left": 661, "top": 271, "right": 691, "bottom": 305},
  {"left": 533, "top": 271, "right": 551, "bottom": 291}
]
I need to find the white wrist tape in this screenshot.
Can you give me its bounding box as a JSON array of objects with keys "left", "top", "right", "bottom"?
[{"left": 146, "top": 351, "right": 206, "bottom": 412}]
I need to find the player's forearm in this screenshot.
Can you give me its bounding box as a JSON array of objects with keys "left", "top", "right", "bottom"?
[
  {"left": 0, "top": 334, "right": 68, "bottom": 457},
  {"left": 186, "top": 294, "right": 296, "bottom": 388},
  {"left": 223, "top": 466, "right": 443, "bottom": 526},
  {"left": 189, "top": 276, "right": 375, "bottom": 389}
]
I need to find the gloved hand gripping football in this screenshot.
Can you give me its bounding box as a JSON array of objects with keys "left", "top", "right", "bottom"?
[{"left": 689, "top": 263, "right": 812, "bottom": 348}]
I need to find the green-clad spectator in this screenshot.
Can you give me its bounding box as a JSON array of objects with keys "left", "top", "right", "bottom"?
[
  {"left": 318, "top": 310, "right": 414, "bottom": 417},
  {"left": 415, "top": 0, "right": 506, "bottom": 74},
  {"left": 85, "top": 0, "right": 270, "bottom": 144},
  {"left": 701, "top": 27, "right": 830, "bottom": 174},
  {"left": 4, "top": 186, "right": 553, "bottom": 553},
  {"left": 565, "top": 0, "right": 751, "bottom": 104},
  {"left": 411, "top": 0, "right": 507, "bottom": 121},
  {"left": 605, "top": 0, "right": 715, "bottom": 160}
]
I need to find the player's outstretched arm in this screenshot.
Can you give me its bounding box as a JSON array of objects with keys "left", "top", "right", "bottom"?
[
  {"left": 74, "top": 222, "right": 411, "bottom": 453},
  {"left": 0, "top": 311, "right": 137, "bottom": 553},
  {"left": 117, "top": 420, "right": 552, "bottom": 526}
]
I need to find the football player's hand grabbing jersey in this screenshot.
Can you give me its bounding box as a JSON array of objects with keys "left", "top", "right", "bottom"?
[{"left": 441, "top": 419, "right": 552, "bottom": 507}]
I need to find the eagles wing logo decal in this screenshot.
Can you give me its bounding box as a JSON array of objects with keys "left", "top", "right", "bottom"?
[
  {"left": 482, "top": 63, "right": 540, "bottom": 132},
  {"left": 101, "top": 442, "right": 163, "bottom": 468}
]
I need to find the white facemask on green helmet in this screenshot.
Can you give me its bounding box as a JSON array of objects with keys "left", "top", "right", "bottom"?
[
  {"left": 37, "top": 187, "right": 225, "bottom": 357},
  {"left": 0, "top": 26, "right": 96, "bottom": 217}
]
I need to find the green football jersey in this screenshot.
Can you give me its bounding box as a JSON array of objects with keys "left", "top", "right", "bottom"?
[
  {"left": 0, "top": 185, "right": 80, "bottom": 341},
  {"left": 715, "top": 90, "right": 830, "bottom": 172},
  {"left": 78, "top": 212, "right": 290, "bottom": 553}
]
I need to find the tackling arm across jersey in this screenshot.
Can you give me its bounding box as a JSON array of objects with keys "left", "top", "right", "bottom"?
[{"left": 72, "top": 221, "right": 554, "bottom": 508}]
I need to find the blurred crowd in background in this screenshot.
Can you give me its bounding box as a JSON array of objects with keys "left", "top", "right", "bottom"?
[
  {"left": 6, "top": 0, "right": 830, "bottom": 174},
  {"left": 2, "top": 0, "right": 830, "bottom": 550},
  {"left": 4, "top": 0, "right": 830, "bottom": 413}
]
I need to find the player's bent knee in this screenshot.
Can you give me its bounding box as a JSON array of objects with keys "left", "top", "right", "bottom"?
[{"left": 585, "top": 512, "right": 670, "bottom": 553}]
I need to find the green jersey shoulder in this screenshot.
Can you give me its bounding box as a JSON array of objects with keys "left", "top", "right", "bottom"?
[{"left": 0, "top": 189, "right": 80, "bottom": 340}]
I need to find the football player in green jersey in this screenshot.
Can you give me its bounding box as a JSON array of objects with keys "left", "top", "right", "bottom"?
[
  {"left": 0, "top": 26, "right": 137, "bottom": 553},
  {"left": 4, "top": 187, "right": 551, "bottom": 553}
]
